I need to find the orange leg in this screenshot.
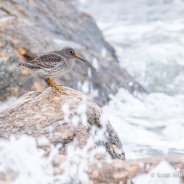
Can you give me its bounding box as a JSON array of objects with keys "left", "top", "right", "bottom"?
[{"left": 47, "top": 78, "right": 63, "bottom": 91}]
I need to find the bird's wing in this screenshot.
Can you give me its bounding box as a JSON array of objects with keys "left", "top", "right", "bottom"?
[{"left": 29, "top": 53, "right": 66, "bottom": 69}]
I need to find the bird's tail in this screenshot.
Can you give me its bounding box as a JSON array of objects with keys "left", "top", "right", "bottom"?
[{"left": 17, "top": 62, "right": 41, "bottom": 69}]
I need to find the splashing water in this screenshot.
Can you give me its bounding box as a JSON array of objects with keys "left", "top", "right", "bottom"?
[
  {"left": 0, "top": 98, "right": 112, "bottom": 184},
  {"left": 103, "top": 89, "right": 184, "bottom": 159},
  {"left": 0, "top": 136, "right": 53, "bottom": 184},
  {"left": 76, "top": 0, "right": 184, "bottom": 159}
]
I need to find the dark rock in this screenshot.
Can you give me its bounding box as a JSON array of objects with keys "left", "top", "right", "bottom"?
[{"left": 0, "top": 0, "right": 145, "bottom": 106}]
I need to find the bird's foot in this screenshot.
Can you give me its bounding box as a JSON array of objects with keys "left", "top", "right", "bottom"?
[
  {"left": 51, "top": 85, "right": 67, "bottom": 96},
  {"left": 57, "top": 84, "right": 63, "bottom": 87},
  {"left": 51, "top": 84, "right": 63, "bottom": 91},
  {"left": 51, "top": 85, "right": 64, "bottom": 91},
  {"left": 47, "top": 78, "right": 64, "bottom": 92}
]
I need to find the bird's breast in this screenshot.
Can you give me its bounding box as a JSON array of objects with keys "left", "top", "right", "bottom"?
[{"left": 50, "top": 59, "right": 74, "bottom": 78}]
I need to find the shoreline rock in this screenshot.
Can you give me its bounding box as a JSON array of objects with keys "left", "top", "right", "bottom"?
[
  {"left": 0, "top": 87, "right": 125, "bottom": 160},
  {"left": 53, "top": 155, "right": 184, "bottom": 184}
]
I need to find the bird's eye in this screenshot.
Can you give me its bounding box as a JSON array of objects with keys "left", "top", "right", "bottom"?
[{"left": 70, "top": 51, "right": 74, "bottom": 55}]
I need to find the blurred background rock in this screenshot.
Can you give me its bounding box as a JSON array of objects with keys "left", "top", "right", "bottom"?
[{"left": 0, "top": 0, "right": 145, "bottom": 106}]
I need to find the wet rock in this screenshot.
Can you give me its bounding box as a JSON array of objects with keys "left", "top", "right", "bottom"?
[
  {"left": 53, "top": 155, "right": 184, "bottom": 184},
  {"left": 0, "top": 87, "right": 125, "bottom": 160},
  {"left": 0, "top": 0, "right": 145, "bottom": 106}
]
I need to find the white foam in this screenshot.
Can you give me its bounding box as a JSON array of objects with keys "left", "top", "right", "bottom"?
[{"left": 103, "top": 88, "right": 184, "bottom": 158}]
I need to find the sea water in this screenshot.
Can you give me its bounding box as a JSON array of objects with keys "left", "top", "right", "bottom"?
[{"left": 77, "top": 0, "right": 184, "bottom": 159}]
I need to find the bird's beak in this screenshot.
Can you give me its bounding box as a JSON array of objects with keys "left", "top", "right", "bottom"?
[{"left": 74, "top": 54, "right": 86, "bottom": 62}]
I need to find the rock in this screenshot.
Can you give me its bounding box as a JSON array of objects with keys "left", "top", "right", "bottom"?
[
  {"left": 0, "top": 87, "right": 125, "bottom": 160},
  {"left": 1, "top": 150, "right": 184, "bottom": 184},
  {"left": 53, "top": 155, "right": 184, "bottom": 184},
  {"left": 0, "top": 0, "right": 145, "bottom": 106}
]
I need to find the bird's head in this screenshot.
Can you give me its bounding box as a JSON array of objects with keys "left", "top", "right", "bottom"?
[{"left": 62, "top": 47, "right": 86, "bottom": 62}]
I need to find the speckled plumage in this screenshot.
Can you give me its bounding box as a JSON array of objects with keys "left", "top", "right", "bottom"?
[
  {"left": 18, "top": 47, "right": 86, "bottom": 90},
  {"left": 19, "top": 48, "right": 74, "bottom": 78}
]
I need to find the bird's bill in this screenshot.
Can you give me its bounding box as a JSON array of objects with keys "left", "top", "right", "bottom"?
[{"left": 74, "top": 54, "right": 86, "bottom": 62}]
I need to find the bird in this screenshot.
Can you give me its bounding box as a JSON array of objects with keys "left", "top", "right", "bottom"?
[{"left": 18, "top": 47, "right": 86, "bottom": 91}]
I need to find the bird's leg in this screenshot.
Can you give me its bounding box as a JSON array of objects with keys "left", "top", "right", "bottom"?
[
  {"left": 57, "top": 84, "right": 63, "bottom": 86},
  {"left": 47, "top": 78, "right": 63, "bottom": 91}
]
